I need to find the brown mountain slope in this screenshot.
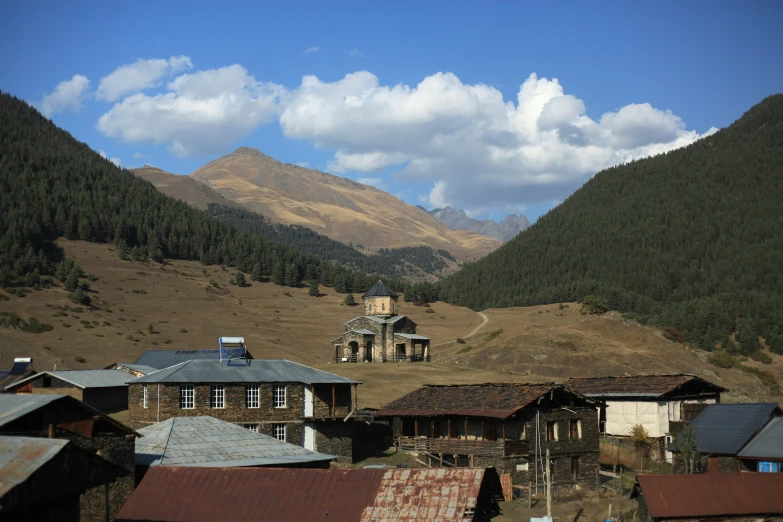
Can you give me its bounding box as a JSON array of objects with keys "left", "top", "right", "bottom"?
[
  {"left": 132, "top": 165, "right": 242, "bottom": 210},
  {"left": 1, "top": 241, "right": 779, "bottom": 409},
  {"left": 189, "top": 147, "right": 502, "bottom": 260}
]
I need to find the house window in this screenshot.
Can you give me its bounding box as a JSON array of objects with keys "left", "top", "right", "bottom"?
[
  {"left": 570, "top": 420, "right": 581, "bottom": 440},
  {"left": 273, "top": 423, "right": 286, "bottom": 442},
  {"left": 516, "top": 462, "right": 529, "bottom": 471},
  {"left": 179, "top": 385, "right": 194, "bottom": 409},
  {"left": 210, "top": 385, "right": 225, "bottom": 409},
  {"left": 758, "top": 461, "right": 781, "bottom": 473},
  {"left": 546, "top": 422, "right": 557, "bottom": 441},
  {"left": 571, "top": 456, "right": 580, "bottom": 477},
  {"left": 246, "top": 385, "right": 260, "bottom": 409},
  {"left": 42, "top": 375, "right": 52, "bottom": 388},
  {"left": 273, "top": 385, "right": 287, "bottom": 408},
  {"left": 143, "top": 385, "right": 148, "bottom": 409},
  {"left": 244, "top": 424, "right": 259, "bottom": 433}
]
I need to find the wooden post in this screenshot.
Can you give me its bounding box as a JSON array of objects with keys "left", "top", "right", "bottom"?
[
  {"left": 607, "top": 503, "right": 613, "bottom": 520},
  {"left": 620, "top": 468, "right": 624, "bottom": 495},
  {"left": 414, "top": 419, "right": 419, "bottom": 437},
  {"left": 528, "top": 479, "right": 532, "bottom": 510},
  {"left": 481, "top": 420, "right": 485, "bottom": 441},
  {"left": 447, "top": 418, "right": 451, "bottom": 439},
  {"left": 546, "top": 448, "right": 552, "bottom": 518},
  {"left": 464, "top": 418, "right": 468, "bottom": 440},
  {"left": 48, "top": 424, "right": 55, "bottom": 438},
  {"left": 331, "top": 385, "right": 336, "bottom": 417},
  {"left": 104, "top": 482, "right": 110, "bottom": 522}
]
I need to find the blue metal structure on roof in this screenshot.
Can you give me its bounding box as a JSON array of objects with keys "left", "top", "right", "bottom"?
[
  {"left": 127, "top": 359, "right": 361, "bottom": 385},
  {"left": 218, "top": 337, "right": 250, "bottom": 366},
  {"left": 134, "top": 348, "right": 254, "bottom": 370},
  {"left": 684, "top": 403, "right": 781, "bottom": 455}
]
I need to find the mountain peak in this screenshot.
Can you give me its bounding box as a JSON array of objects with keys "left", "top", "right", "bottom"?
[
  {"left": 230, "top": 146, "right": 270, "bottom": 158},
  {"left": 428, "top": 207, "right": 530, "bottom": 243}
]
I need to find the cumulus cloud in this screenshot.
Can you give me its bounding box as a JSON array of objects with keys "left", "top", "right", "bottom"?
[
  {"left": 280, "top": 71, "right": 716, "bottom": 212},
  {"left": 133, "top": 152, "right": 152, "bottom": 159},
  {"left": 96, "top": 56, "right": 192, "bottom": 102},
  {"left": 98, "top": 150, "right": 121, "bottom": 166},
  {"left": 40, "top": 75, "right": 90, "bottom": 117},
  {"left": 96, "top": 64, "right": 284, "bottom": 157},
  {"left": 303, "top": 46, "right": 319, "bottom": 55}
]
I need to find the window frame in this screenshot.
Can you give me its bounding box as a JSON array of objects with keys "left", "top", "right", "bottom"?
[
  {"left": 179, "top": 384, "right": 195, "bottom": 410},
  {"left": 243, "top": 424, "right": 259, "bottom": 433},
  {"left": 246, "top": 384, "right": 260, "bottom": 409},
  {"left": 210, "top": 384, "right": 225, "bottom": 409},
  {"left": 546, "top": 421, "right": 557, "bottom": 441},
  {"left": 273, "top": 423, "right": 286, "bottom": 442},
  {"left": 570, "top": 419, "right": 580, "bottom": 440},
  {"left": 142, "top": 384, "right": 148, "bottom": 409},
  {"left": 273, "top": 384, "right": 287, "bottom": 409}
]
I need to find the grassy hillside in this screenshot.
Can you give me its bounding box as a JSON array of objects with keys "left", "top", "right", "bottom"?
[
  {"left": 440, "top": 95, "right": 783, "bottom": 355},
  {"left": 1, "top": 240, "right": 779, "bottom": 406},
  {"left": 0, "top": 92, "right": 399, "bottom": 295}
]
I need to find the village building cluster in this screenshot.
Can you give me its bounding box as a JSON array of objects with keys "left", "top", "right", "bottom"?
[{"left": 1, "top": 287, "right": 782, "bottom": 521}]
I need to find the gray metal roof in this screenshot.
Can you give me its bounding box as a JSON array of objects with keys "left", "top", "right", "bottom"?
[
  {"left": 345, "top": 315, "right": 406, "bottom": 326},
  {"left": 737, "top": 417, "right": 783, "bottom": 459},
  {"left": 0, "top": 394, "right": 64, "bottom": 427},
  {"left": 331, "top": 329, "right": 377, "bottom": 342},
  {"left": 685, "top": 403, "right": 780, "bottom": 455},
  {"left": 128, "top": 359, "right": 361, "bottom": 385},
  {"left": 393, "top": 333, "right": 430, "bottom": 340},
  {"left": 0, "top": 436, "right": 69, "bottom": 497},
  {"left": 136, "top": 416, "right": 336, "bottom": 467},
  {"left": 362, "top": 280, "right": 398, "bottom": 298},
  {"left": 7, "top": 370, "right": 132, "bottom": 390},
  {"left": 133, "top": 348, "right": 251, "bottom": 370}
]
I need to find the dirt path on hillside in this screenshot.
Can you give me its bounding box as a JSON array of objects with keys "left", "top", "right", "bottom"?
[{"left": 433, "top": 311, "right": 489, "bottom": 347}]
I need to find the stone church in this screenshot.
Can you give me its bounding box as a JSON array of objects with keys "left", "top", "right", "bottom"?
[{"left": 331, "top": 281, "right": 431, "bottom": 363}]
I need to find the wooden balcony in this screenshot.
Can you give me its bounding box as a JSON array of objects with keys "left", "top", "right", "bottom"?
[{"left": 397, "top": 436, "right": 530, "bottom": 457}]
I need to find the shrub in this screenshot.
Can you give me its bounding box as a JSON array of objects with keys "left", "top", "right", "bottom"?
[
  {"left": 456, "top": 345, "right": 473, "bottom": 354},
  {"left": 19, "top": 317, "right": 53, "bottom": 333},
  {"left": 425, "top": 308, "right": 436, "bottom": 313},
  {"left": 709, "top": 350, "right": 736, "bottom": 369},
  {"left": 75, "top": 356, "right": 86, "bottom": 363},
  {"left": 580, "top": 295, "right": 608, "bottom": 315},
  {"left": 209, "top": 279, "right": 219, "bottom": 288},
  {"left": 487, "top": 329, "right": 503, "bottom": 341},
  {"left": 344, "top": 294, "right": 356, "bottom": 306},
  {"left": 180, "top": 328, "right": 188, "bottom": 333},
  {"left": 147, "top": 324, "right": 157, "bottom": 334},
  {"left": 663, "top": 326, "right": 685, "bottom": 344},
  {"left": 69, "top": 288, "right": 91, "bottom": 305},
  {"left": 131, "top": 289, "right": 147, "bottom": 294},
  {"left": 456, "top": 338, "right": 466, "bottom": 344},
  {"left": 749, "top": 351, "right": 773, "bottom": 365}
]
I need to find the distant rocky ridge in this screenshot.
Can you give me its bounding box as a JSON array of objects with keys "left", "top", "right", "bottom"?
[{"left": 427, "top": 207, "right": 530, "bottom": 243}]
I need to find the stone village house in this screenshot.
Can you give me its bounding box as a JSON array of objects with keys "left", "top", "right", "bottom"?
[
  {"left": 126, "top": 359, "right": 360, "bottom": 461},
  {"left": 331, "top": 280, "right": 431, "bottom": 363},
  {"left": 564, "top": 374, "right": 724, "bottom": 462},
  {"left": 374, "top": 383, "right": 601, "bottom": 491}
]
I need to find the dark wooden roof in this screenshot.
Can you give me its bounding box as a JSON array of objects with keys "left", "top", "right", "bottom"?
[
  {"left": 362, "top": 280, "right": 398, "bottom": 298},
  {"left": 374, "top": 383, "right": 583, "bottom": 419},
  {"left": 564, "top": 374, "right": 725, "bottom": 398}
]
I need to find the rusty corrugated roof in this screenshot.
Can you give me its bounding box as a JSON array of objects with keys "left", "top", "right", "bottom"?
[
  {"left": 564, "top": 374, "right": 724, "bottom": 397},
  {"left": 374, "top": 383, "right": 560, "bottom": 419},
  {"left": 362, "top": 468, "right": 492, "bottom": 521},
  {"left": 636, "top": 473, "right": 783, "bottom": 518},
  {"left": 115, "top": 467, "right": 499, "bottom": 522}
]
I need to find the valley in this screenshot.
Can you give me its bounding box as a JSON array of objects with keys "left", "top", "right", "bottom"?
[{"left": 1, "top": 240, "right": 779, "bottom": 409}]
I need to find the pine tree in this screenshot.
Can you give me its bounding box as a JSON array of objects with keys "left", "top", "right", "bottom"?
[
  {"left": 272, "top": 261, "right": 285, "bottom": 286},
  {"left": 64, "top": 267, "right": 80, "bottom": 292},
  {"left": 309, "top": 280, "right": 320, "bottom": 297},
  {"left": 344, "top": 293, "right": 356, "bottom": 306},
  {"left": 235, "top": 271, "right": 246, "bottom": 287}
]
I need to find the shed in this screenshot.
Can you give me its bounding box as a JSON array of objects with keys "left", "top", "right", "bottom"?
[
  {"left": 737, "top": 417, "right": 783, "bottom": 472},
  {"left": 0, "top": 436, "right": 127, "bottom": 522},
  {"left": 5, "top": 369, "right": 132, "bottom": 413},
  {"left": 115, "top": 466, "right": 502, "bottom": 521}
]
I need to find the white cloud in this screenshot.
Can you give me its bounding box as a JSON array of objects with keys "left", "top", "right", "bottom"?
[
  {"left": 304, "top": 46, "right": 319, "bottom": 55},
  {"left": 295, "top": 161, "right": 309, "bottom": 168},
  {"left": 133, "top": 152, "right": 152, "bottom": 159},
  {"left": 40, "top": 75, "right": 90, "bottom": 117},
  {"left": 96, "top": 64, "right": 284, "bottom": 157},
  {"left": 98, "top": 149, "right": 121, "bottom": 166},
  {"left": 281, "top": 71, "right": 716, "bottom": 212},
  {"left": 348, "top": 49, "right": 364, "bottom": 58},
  {"left": 357, "top": 177, "right": 385, "bottom": 189},
  {"left": 96, "top": 56, "right": 192, "bottom": 102}
]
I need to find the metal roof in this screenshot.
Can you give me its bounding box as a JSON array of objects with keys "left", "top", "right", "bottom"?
[
  {"left": 0, "top": 394, "right": 64, "bottom": 427},
  {"left": 684, "top": 403, "right": 780, "bottom": 455},
  {"left": 128, "top": 359, "right": 360, "bottom": 385},
  {"left": 7, "top": 369, "right": 132, "bottom": 390},
  {"left": 345, "top": 315, "right": 407, "bottom": 326},
  {"left": 737, "top": 417, "right": 783, "bottom": 459},
  {"left": 362, "top": 280, "right": 398, "bottom": 298},
  {"left": 115, "top": 467, "right": 500, "bottom": 522},
  {"left": 393, "top": 333, "right": 430, "bottom": 340},
  {"left": 0, "top": 359, "right": 33, "bottom": 389},
  {"left": 136, "top": 416, "right": 335, "bottom": 467},
  {"left": 133, "top": 348, "right": 253, "bottom": 370},
  {"left": 0, "top": 436, "right": 69, "bottom": 498},
  {"left": 107, "top": 363, "right": 160, "bottom": 375},
  {"left": 635, "top": 473, "right": 783, "bottom": 518}
]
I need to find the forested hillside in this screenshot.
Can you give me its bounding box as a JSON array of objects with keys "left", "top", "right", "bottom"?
[
  {"left": 206, "top": 204, "right": 456, "bottom": 279},
  {"left": 0, "top": 93, "right": 397, "bottom": 295},
  {"left": 440, "top": 95, "right": 783, "bottom": 355}
]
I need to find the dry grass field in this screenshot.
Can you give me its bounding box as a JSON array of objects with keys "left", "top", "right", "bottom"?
[{"left": 1, "top": 240, "right": 780, "bottom": 409}]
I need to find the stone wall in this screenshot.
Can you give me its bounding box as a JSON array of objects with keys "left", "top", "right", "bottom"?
[
  {"left": 66, "top": 432, "right": 136, "bottom": 522},
  {"left": 315, "top": 420, "right": 354, "bottom": 462},
  {"left": 364, "top": 296, "right": 395, "bottom": 316},
  {"left": 313, "top": 384, "right": 354, "bottom": 418}
]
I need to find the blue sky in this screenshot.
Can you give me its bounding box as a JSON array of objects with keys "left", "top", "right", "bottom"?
[{"left": 1, "top": 1, "right": 781, "bottom": 222}]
